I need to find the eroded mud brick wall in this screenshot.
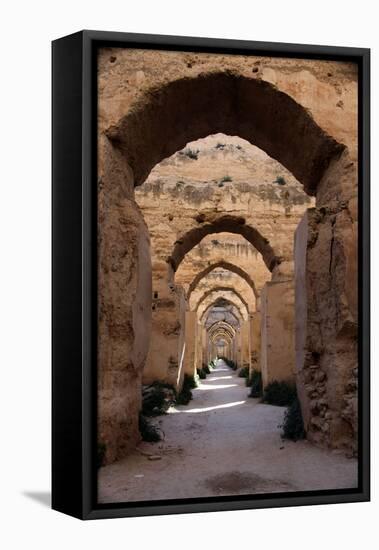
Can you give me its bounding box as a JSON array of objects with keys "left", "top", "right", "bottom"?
[
  {"left": 98, "top": 47, "right": 358, "bottom": 462},
  {"left": 295, "top": 201, "right": 358, "bottom": 454},
  {"left": 260, "top": 280, "right": 296, "bottom": 387}
]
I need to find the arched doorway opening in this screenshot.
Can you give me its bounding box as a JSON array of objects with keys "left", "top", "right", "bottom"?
[{"left": 98, "top": 69, "right": 357, "bottom": 463}]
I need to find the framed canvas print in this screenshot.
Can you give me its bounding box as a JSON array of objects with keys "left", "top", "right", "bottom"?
[{"left": 52, "top": 30, "right": 370, "bottom": 520}]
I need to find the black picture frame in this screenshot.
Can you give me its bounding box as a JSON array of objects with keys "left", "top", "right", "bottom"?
[{"left": 52, "top": 30, "right": 370, "bottom": 520}]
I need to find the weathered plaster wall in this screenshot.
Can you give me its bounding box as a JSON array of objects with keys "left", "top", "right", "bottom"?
[
  {"left": 97, "top": 47, "right": 358, "bottom": 463},
  {"left": 295, "top": 208, "right": 358, "bottom": 454},
  {"left": 260, "top": 280, "right": 296, "bottom": 388},
  {"left": 136, "top": 136, "right": 311, "bottom": 387},
  {"left": 250, "top": 312, "right": 262, "bottom": 375},
  {"left": 189, "top": 269, "right": 256, "bottom": 312}
]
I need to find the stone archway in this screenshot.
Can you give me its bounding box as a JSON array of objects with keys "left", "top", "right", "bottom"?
[
  {"left": 98, "top": 66, "right": 357, "bottom": 463},
  {"left": 196, "top": 286, "right": 250, "bottom": 317},
  {"left": 187, "top": 261, "right": 259, "bottom": 300},
  {"left": 168, "top": 214, "right": 281, "bottom": 275},
  {"left": 105, "top": 72, "right": 343, "bottom": 193},
  {"left": 199, "top": 294, "right": 247, "bottom": 323}
]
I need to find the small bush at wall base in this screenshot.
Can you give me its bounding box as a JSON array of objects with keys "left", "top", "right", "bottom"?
[
  {"left": 203, "top": 364, "right": 211, "bottom": 374},
  {"left": 185, "top": 375, "right": 198, "bottom": 390},
  {"left": 97, "top": 442, "right": 106, "bottom": 468},
  {"left": 221, "top": 357, "right": 237, "bottom": 370},
  {"left": 142, "top": 382, "right": 177, "bottom": 416},
  {"left": 176, "top": 389, "right": 192, "bottom": 404},
  {"left": 249, "top": 370, "right": 262, "bottom": 398},
  {"left": 263, "top": 380, "right": 297, "bottom": 406},
  {"left": 176, "top": 374, "right": 195, "bottom": 404},
  {"left": 238, "top": 366, "right": 249, "bottom": 378},
  {"left": 282, "top": 398, "right": 305, "bottom": 441},
  {"left": 197, "top": 368, "right": 207, "bottom": 379},
  {"left": 139, "top": 414, "right": 162, "bottom": 442},
  {"left": 208, "top": 359, "right": 217, "bottom": 369}
]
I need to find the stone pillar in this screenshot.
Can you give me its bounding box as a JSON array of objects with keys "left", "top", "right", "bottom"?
[
  {"left": 97, "top": 138, "right": 152, "bottom": 464},
  {"left": 294, "top": 212, "right": 311, "bottom": 430},
  {"left": 201, "top": 326, "right": 208, "bottom": 367},
  {"left": 241, "top": 320, "right": 251, "bottom": 370},
  {"left": 182, "top": 311, "right": 197, "bottom": 378},
  {"left": 195, "top": 322, "right": 204, "bottom": 370},
  {"left": 294, "top": 205, "right": 358, "bottom": 452},
  {"left": 237, "top": 328, "right": 243, "bottom": 366},
  {"left": 250, "top": 312, "right": 261, "bottom": 377},
  {"left": 260, "top": 280, "right": 295, "bottom": 388},
  {"left": 143, "top": 283, "right": 185, "bottom": 391}
]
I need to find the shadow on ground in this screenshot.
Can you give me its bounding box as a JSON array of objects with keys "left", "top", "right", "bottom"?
[{"left": 22, "top": 491, "right": 51, "bottom": 507}]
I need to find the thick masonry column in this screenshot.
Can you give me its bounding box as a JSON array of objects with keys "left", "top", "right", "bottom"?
[
  {"left": 260, "top": 280, "right": 295, "bottom": 388},
  {"left": 237, "top": 328, "right": 243, "bottom": 366},
  {"left": 182, "top": 311, "right": 197, "bottom": 378},
  {"left": 294, "top": 199, "right": 358, "bottom": 453},
  {"left": 195, "top": 322, "right": 204, "bottom": 369},
  {"left": 241, "top": 320, "right": 251, "bottom": 370},
  {"left": 143, "top": 283, "right": 185, "bottom": 391},
  {"left": 201, "top": 326, "right": 208, "bottom": 366},
  {"left": 98, "top": 138, "right": 152, "bottom": 464},
  {"left": 250, "top": 312, "right": 261, "bottom": 377},
  {"left": 294, "top": 212, "right": 311, "bottom": 430}
]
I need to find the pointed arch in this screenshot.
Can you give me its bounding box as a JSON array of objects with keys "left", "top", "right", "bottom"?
[
  {"left": 168, "top": 215, "right": 280, "bottom": 273},
  {"left": 195, "top": 285, "right": 249, "bottom": 313},
  {"left": 187, "top": 260, "right": 259, "bottom": 299},
  {"left": 107, "top": 71, "right": 344, "bottom": 194}
]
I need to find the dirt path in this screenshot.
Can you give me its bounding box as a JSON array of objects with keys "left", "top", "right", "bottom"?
[{"left": 98, "top": 360, "right": 357, "bottom": 503}]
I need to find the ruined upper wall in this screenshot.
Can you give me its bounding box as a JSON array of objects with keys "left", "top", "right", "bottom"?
[
  {"left": 98, "top": 48, "right": 358, "bottom": 167},
  {"left": 135, "top": 135, "right": 314, "bottom": 287},
  {"left": 176, "top": 233, "right": 271, "bottom": 295}
]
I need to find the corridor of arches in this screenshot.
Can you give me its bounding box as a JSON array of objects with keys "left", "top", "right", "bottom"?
[{"left": 97, "top": 49, "right": 359, "bottom": 500}]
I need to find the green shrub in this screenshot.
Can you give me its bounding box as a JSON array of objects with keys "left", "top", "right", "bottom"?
[
  {"left": 220, "top": 175, "right": 233, "bottom": 183},
  {"left": 249, "top": 370, "right": 262, "bottom": 398},
  {"left": 238, "top": 366, "right": 249, "bottom": 378},
  {"left": 282, "top": 398, "right": 305, "bottom": 441},
  {"left": 182, "top": 148, "right": 199, "bottom": 160},
  {"left": 185, "top": 375, "right": 198, "bottom": 389},
  {"left": 203, "top": 364, "right": 211, "bottom": 375},
  {"left": 142, "top": 382, "right": 176, "bottom": 416},
  {"left": 197, "top": 368, "right": 207, "bottom": 379},
  {"left": 176, "top": 374, "right": 195, "bottom": 404},
  {"left": 139, "top": 414, "right": 161, "bottom": 442},
  {"left": 263, "top": 380, "right": 297, "bottom": 406},
  {"left": 274, "top": 175, "right": 286, "bottom": 185},
  {"left": 221, "top": 357, "right": 237, "bottom": 370},
  {"left": 97, "top": 442, "right": 106, "bottom": 468}
]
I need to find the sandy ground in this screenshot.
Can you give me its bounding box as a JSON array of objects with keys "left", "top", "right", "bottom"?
[{"left": 98, "top": 360, "right": 358, "bottom": 503}]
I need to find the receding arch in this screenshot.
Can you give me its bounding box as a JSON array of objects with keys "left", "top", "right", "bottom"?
[
  {"left": 204, "top": 302, "right": 242, "bottom": 329},
  {"left": 199, "top": 294, "right": 247, "bottom": 323},
  {"left": 205, "top": 308, "right": 241, "bottom": 328},
  {"left": 106, "top": 71, "right": 344, "bottom": 194},
  {"left": 208, "top": 320, "right": 236, "bottom": 338},
  {"left": 169, "top": 215, "right": 280, "bottom": 273},
  {"left": 195, "top": 285, "right": 250, "bottom": 314},
  {"left": 187, "top": 260, "right": 259, "bottom": 299}
]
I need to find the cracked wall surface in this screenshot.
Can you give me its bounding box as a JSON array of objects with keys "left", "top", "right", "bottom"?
[{"left": 97, "top": 48, "right": 358, "bottom": 463}]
